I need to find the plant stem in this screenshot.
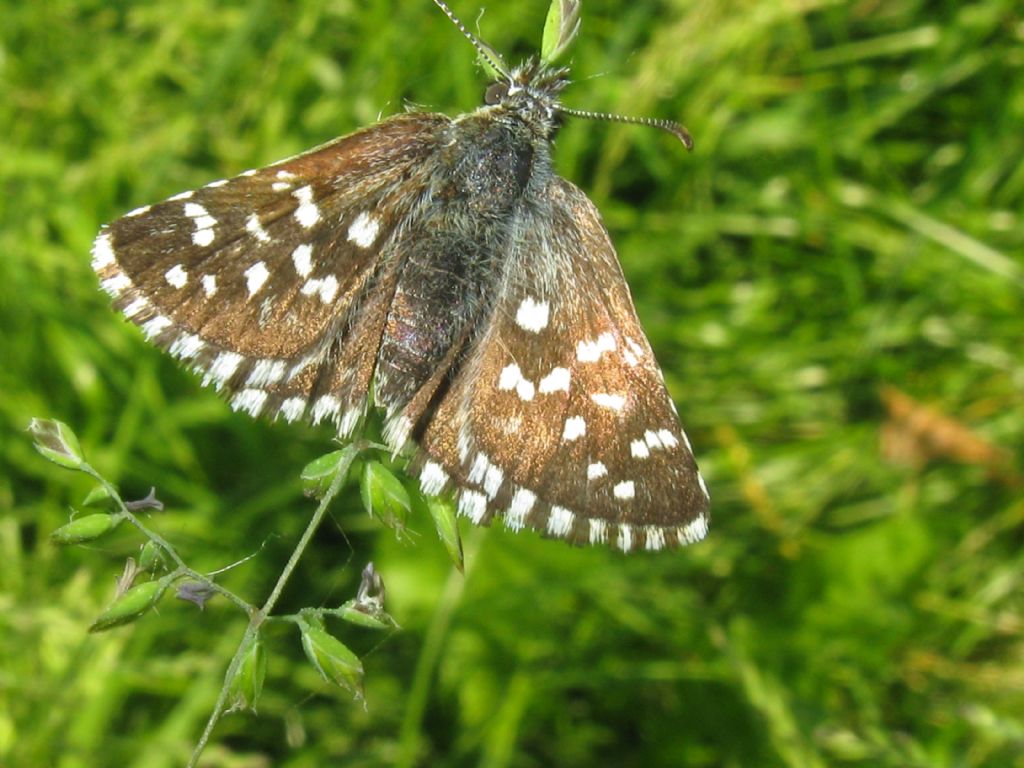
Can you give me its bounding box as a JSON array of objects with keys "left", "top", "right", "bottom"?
[
  {"left": 186, "top": 442, "right": 361, "bottom": 768},
  {"left": 83, "top": 464, "right": 254, "bottom": 615}
]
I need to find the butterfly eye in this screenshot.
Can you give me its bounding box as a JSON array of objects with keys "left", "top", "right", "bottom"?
[{"left": 484, "top": 82, "right": 510, "bottom": 105}]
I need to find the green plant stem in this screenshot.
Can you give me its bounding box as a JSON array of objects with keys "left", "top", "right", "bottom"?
[
  {"left": 82, "top": 463, "right": 254, "bottom": 615},
  {"left": 186, "top": 441, "right": 361, "bottom": 768}
]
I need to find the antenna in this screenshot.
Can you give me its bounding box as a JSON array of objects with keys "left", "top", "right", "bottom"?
[
  {"left": 559, "top": 107, "right": 695, "bottom": 151},
  {"left": 433, "top": 0, "right": 509, "bottom": 78}
]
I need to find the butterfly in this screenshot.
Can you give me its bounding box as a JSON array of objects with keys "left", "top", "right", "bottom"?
[{"left": 90, "top": 0, "right": 710, "bottom": 552}]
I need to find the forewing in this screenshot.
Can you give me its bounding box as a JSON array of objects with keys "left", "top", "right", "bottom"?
[
  {"left": 92, "top": 113, "right": 451, "bottom": 427},
  {"left": 415, "top": 178, "right": 710, "bottom": 552}
]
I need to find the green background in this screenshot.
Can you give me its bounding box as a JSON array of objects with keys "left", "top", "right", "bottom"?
[{"left": 2, "top": 0, "right": 1022, "bottom": 765}]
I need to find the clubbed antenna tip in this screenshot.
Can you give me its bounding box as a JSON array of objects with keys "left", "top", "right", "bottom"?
[{"left": 559, "top": 107, "right": 695, "bottom": 151}]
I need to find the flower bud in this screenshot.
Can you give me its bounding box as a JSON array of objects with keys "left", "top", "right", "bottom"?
[
  {"left": 29, "top": 418, "right": 85, "bottom": 471},
  {"left": 89, "top": 579, "right": 167, "bottom": 633},
  {"left": 424, "top": 496, "right": 463, "bottom": 572},
  {"left": 227, "top": 634, "right": 267, "bottom": 713},
  {"left": 82, "top": 485, "right": 114, "bottom": 508},
  {"left": 51, "top": 513, "right": 118, "bottom": 545},
  {"left": 359, "top": 461, "right": 410, "bottom": 533},
  {"left": 298, "top": 616, "right": 364, "bottom": 701},
  {"left": 336, "top": 599, "right": 395, "bottom": 630},
  {"left": 301, "top": 450, "right": 348, "bottom": 498}
]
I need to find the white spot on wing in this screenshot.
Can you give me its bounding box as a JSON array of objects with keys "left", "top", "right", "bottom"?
[
  {"left": 141, "top": 315, "right": 171, "bottom": 339},
  {"left": 587, "top": 462, "right": 607, "bottom": 481},
  {"left": 538, "top": 367, "right": 570, "bottom": 394},
  {"left": 679, "top": 514, "right": 709, "bottom": 545},
  {"left": 123, "top": 297, "right": 149, "bottom": 318},
  {"left": 468, "top": 452, "right": 490, "bottom": 485},
  {"left": 244, "top": 261, "right": 270, "bottom": 296},
  {"left": 498, "top": 363, "right": 522, "bottom": 390},
  {"left": 184, "top": 202, "right": 208, "bottom": 218},
  {"left": 645, "top": 526, "right": 666, "bottom": 551},
  {"left": 101, "top": 273, "right": 131, "bottom": 297},
  {"left": 458, "top": 489, "right": 487, "bottom": 524},
  {"left": 630, "top": 440, "right": 650, "bottom": 459},
  {"left": 169, "top": 190, "right": 194, "bottom": 201},
  {"left": 591, "top": 393, "right": 626, "bottom": 411},
  {"left": 202, "top": 274, "right": 217, "bottom": 297},
  {"left": 576, "top": 332, "right": 616, "bottom": 362},
  {"left": 300, "top": 275, "right": 339, "bottom": 304},
  {"left": 617, "top": 523, "right": 634, "bottom": 552},
  {"left": 247, "top": 359, "right": 287, "bottom": 387},
  {"left": 340, "top": 408, "right": 362, "bottom": 437},
  {"left": 245, "top": 213, "right": 271, "bottom": 243},
  {"left": 208, "top": 351, "right": 243, "bottom": 383},
  {"left": 547, "top": 506, "right": 574, "bottom": 537},
  {"left": 278, "top": 397, "right": 306, "bottom": 422},
  {"left": 165, "top": 264, "right": 188, "bottom": 289},
  {"left": 192, "top": 228, "right": 215, "bottom": 247},
  {"left": 91, "top": 233, "right": 115, "bottom": 269},
  {"left": 515, "top": 296, "right": 549, "bottom": 333},
  {"left": 311, "top": 395, "right": 341, "bottom": 424},
  {"left": 291, "top": 244, "right": 313, "bottom": 277},
  {"left": 613, "top": 480, "right": 636, "bottom": 500},
  {"left": 663, "top": 429, "right": 684, "bottom": 451},
  {"left": 348, "top": 212, "right": 380, "bottom": 248},
  {"left": 562, "top": 415, "right": 586, "bottom": 442},
  {"left": 698, "top": 473, "right": 710, "bottom": 499},
  {"left": 126, "top": 204, "right": 151, "bottom": 217},
  {"left": 483, "top": 464, "right": 504, "bottom": 499},
  {"left": 506, "top": 488, "right": 535, "bottom": 531},
  {"left": 232, "top": 388, "right": 268, "bottom": 417},
  {"left": 383, "top": 414, "right": 412, "bottom": 451},
  {"left": 589, "top": 519, "right": 608, "bottom": 544},
  {"left": 516, "top": 379, "right": 535, "bottom": 401},
  {"left": 644, "top": 430, "right": 664, "bottom": 450},
  {"left": 168, "top": 333, "right": 204, "bottom": 359},
  {"left": 292, "top": 186, "right": 320, "bottom": 228},
  {"left": 420, "top": 461, "right": 449, "bottom": 495}
]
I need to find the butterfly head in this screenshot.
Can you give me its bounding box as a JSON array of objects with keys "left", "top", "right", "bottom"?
[
  {"left": 482, "top": 61, "right": 570, "bottom": 140},
  {"left": 437, "top": 0, "right": 694, "bottom": 150}
]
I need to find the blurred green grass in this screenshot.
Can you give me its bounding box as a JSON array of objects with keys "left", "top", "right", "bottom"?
[{"left": 2, "top": 0, "right": 1022, "bottom": 766}]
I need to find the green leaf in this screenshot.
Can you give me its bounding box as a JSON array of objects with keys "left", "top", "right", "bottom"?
[
  {"left": 137, "top": 540, "right": 171, "bottom": 574},
  {"left": 300, "top": 450, "right": 349, "bottom": 498},
  {"left": 50, "top": 512, "right": 119, "bottom": 545},
  {"left": 227, "top": 634, "right": 267, "bottom": 713},
  {"left": 422, "top": 495, "right": 464, "bottom": 572},
  {"left": 82, "top": 485, "right": 114, "bottom": 507},
  {"left": 298, "top": 615, "right": 364, "bottom": 701},
  {"left": 88, "top": 580, "right": 167, "bottom": 633},
  {"left": 28, "top": 418, "right": 85, "bottom": 471},
  {"left": 359, "top": 461, "right": 411, "bottom": 532},
  {"left": 541, "top": 0, "right": 581, "bottom": 63}
]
